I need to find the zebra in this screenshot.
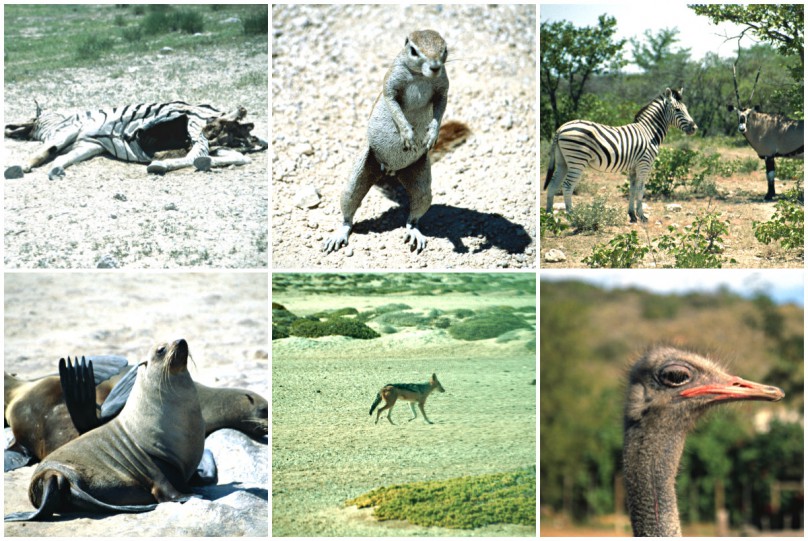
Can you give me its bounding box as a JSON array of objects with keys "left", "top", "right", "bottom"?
[
  {"left": 4, "top": 101, "right": 268, "bottom": 180},
  {"left": 544, "top": 88, "right": 698, "bottom": 223}
]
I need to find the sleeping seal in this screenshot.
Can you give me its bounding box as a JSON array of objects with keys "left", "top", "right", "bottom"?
[{"left": 4, "top": 339, "right": 204, "bottom": 521}]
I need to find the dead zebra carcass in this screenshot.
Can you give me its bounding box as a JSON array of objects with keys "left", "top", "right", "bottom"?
[{"left": 4, "top": 101, "right": 268, "bottom": 180}]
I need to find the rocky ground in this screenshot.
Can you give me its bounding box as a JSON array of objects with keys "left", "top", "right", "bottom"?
[
  {"left": 3, "top": 272, "right": 268, "bottom": 536},
  {"left": 272, "top": 288, "right": 536, "bottom": 536},
  {"left": 271, "top": 4, "right": 537, "bottom": 270},
  {"left": 4, "top": 43, "right": 268, "bottom": 269}
]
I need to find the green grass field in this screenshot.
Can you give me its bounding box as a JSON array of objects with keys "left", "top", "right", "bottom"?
[
  {"left": 346, "top": 468, "right": 536, "bottom": 529},
  {"left": 4, "top": 4, "right": 267, "bottom": 83}
]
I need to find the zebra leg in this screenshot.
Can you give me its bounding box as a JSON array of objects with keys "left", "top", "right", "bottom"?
[
  {"left": 397, "top": 153, "right": 433, "bottom": 253},
  {"left": 764, "top": 157, "right": 776, "bottom": 201},
  {"left": 632, "top": 167, "right": 650, "bottom": 223},
  {"left": 193, "top": 148, "right": 250, "bottom": 172},
  {"left": 544, "top": 158, "right": 568, "bottom": 214},
  {"left": 560, "top": 168, "right": 582, "bottom": 215},
  {"left": 5, "top": 131, "right": 81, "bottom": 179},
  {"left": 627, "top": 169, "right": 639, "bottom": 222},
  {"left": 46, "top": 141, "right": 106, "bottom": 180}
]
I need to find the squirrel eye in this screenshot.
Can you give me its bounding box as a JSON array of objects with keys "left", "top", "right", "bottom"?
[
  {"left": 660, "top": 365, "right": 691, "bottom": 387},
  {"left": 409, "top": 46, "right": 417, "bottom": 57}
]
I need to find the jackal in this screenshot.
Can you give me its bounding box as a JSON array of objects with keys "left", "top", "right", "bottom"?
[{"left": 368, "top": 373, "right": 445, "bottom": 425}]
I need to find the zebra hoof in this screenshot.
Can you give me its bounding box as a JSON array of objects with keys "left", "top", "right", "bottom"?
[
  {"left": 147, "top": 162, "right": 168, "bottom": 175},
  {"left": 4, "top": 166, "right": 24, "bottom": 180},
  {"left": 194, "top": 156, "right": 212, "bottom": 172},
  {"left": 47, "top": 167, "right": 65, "bottom": 180}
]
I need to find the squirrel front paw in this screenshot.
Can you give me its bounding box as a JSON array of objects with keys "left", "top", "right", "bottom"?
[
  {"left": 423, "top": 120, "right": 439, "bottom": 150},
  {"left": 399, "top": 124, "right": 415, "bottom": 151}
]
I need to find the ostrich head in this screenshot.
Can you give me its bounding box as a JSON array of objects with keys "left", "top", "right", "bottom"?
[{"left": 623, "top": 347, "right": 784, "bottom": 537}]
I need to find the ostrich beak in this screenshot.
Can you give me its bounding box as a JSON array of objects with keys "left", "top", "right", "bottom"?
[{"left": 680, "top": 375, "right": 785, "bottom": 403}]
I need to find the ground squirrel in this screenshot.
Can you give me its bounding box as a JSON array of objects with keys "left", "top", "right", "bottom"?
[{"left": 323, "top": 29, "right": 450, "bottom": 254}]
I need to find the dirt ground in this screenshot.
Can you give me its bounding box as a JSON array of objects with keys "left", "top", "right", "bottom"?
[
  {"left": 272, "top": 290, "right": 536, "bottom": 536},
  {"left": 271, "top": 4, "right": 536, "bottom": 270},
  {"left": 4, "top": 45, "right": 268, "bottom": 269},
  {"left": 540, "top": 146, "right": 803, "bottom": 268},
  {"left": 3, "top": 272, "right": 268, "bottom": 535}
]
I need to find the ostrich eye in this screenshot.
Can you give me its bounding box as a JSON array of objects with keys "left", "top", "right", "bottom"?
[{"left": 660, "top": 365, "right": 692, "bottom": 387}]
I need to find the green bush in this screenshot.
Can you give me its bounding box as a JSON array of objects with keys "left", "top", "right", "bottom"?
[
  {"left": 645, "top": 147, "right": 699, "bottom": 198},
  {"left": 372, "top": 303, "right": 412, "bottom": 315},
  {"left": 656, "top": 212, "right": 734, "bottom": 268},
  {"left": 142, "top": 8, "right": 204, "bottom": 35},
  {"left": 374, "top": 310, "right": 430, "bottom": 327},
  {"left": 540, "top": 208, "right": 569, "bottom": 238},
  {"left": 453, "top": 308, "right": 475, "bottom": 319},
  {"left": 448, "top": 311, "right": 530, "bottom": 341},
  {"left": 567, "top": 196, "right": 623, "bottom": 232},
  {"left": 243, "top": 6, "right": 268, "bottom": 35},
  {"left": 583, "top": 230, "right": 649, "bottom": 268},
  {"left": 776, "top": 159, "right": 804, "bottom": 181},
  {"left": 272, "top": 323, "right": 289, "bottom": 340},
  {"left": 75, "top": 35, "right": 114, "bottom": 60},
  {"left": 346, "top": 468, "right": 536, "bottom": 529},
  {"left": 753, "top": 183, "right": 804, "bottom": 251},
  {"left": 289, "top": 317, "right": 380, "bottom": 339}
]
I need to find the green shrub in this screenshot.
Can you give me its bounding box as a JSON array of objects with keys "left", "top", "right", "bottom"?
[
  {"left": 645, "top": 147, "right": 699, "bottom": 198},
  {"left": 289, "top": 317, "right": 380, "bottom": 339},
  {"left": 656, "top": 212, "right": 734, "bottom": 268},
  {"left": 453, "top": 308, "right": 475, "bottom": 319},
  {"left": 753, "top": 183, "right": 804, "bottom": 251},
  {"left": 142, "top": 8, "right": 204, "bottom": 35},
  {"left": 448, "top": 311, "right": 530, "bottom": 341},
  {"left": 243, "top": 6, "right": 268, "bottom": 35},
  {"left": 272, "top": 323, "right": 289, "bottom": 340},
  {"left": 540, "top": 208, "right": 569, "bottom": 238},
  {"left": 567, "top": 195, "right": 623, "bottom": 232},
  {"left": 345, "top": 468, "right": 536, "bottom": 529},
  {"left": 76, "top": 35, "right": 114, "bottom": 60},
  {"left": 374, "top": 310, "right": 430, "bottom": 327},
  {"left": 373, "top": 303, "right": 412, "bottom": 315},
  {"left": 583, "top": 230, "right": 649, "bottom": 268},
  {"left": 434, "top": 317, "right": 451, "bottom": 329},
  {"left": 776, "top": 159, "right": 804, "bottom": 181},
  {"left": 121, "top": 25, "right": 143, "bottom": 42}
]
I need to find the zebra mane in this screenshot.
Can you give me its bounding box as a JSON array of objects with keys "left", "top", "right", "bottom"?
[{"left": 633, "top": 94, "right": 666, "bottom": 123}]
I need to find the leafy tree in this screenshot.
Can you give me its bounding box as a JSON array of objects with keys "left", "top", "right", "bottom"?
[
  {"left": 631, "top": 27, "right": 692, "bottom": 96},
  {"left": 690, "top": 4, "right": 803, "bottom": 112},
  {"left": 540, "top": 14, "right": 627, "bottom": 139}
]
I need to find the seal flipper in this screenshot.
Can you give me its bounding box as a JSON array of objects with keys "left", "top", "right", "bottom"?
[
  {"left": 4, "top": 474, "right": 65, "bottom": 522},
  {"left": 85, "top": 355, "right": 129, "bottom": 384},
  {"left": 98, "top": 363, "right": 140, "bottom": 421},
  {"left": 59, "top": 357, "right": 101, "bottom": 433},
  {"left": 4, "top": 428, "right": 34, "bottom": 472}
]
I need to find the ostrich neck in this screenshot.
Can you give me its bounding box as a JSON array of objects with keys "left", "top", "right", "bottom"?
[{"left": 623, "top": 420, "right": 687, "bottom": 536}]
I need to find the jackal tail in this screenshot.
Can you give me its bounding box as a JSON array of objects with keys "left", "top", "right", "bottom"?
[{"left": 369, "top": 392, "right": 382, "bottom": 415}]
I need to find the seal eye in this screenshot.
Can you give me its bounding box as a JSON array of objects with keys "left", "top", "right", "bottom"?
[
  {"left": 157, "top": 346, "right": 167, "bottom": 356},
  {"left": 660, "top": 365, "right": 692, "bottom": 387}
]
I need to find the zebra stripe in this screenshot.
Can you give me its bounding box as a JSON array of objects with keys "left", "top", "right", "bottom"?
[
  {"left": 544, "top": 88, "right": 697, "bottom": 223},
  {"left": 5, "top": 101, "right": 266, "bottom": 180}
]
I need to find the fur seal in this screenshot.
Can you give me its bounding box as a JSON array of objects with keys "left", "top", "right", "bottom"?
[
  {"left": 4, "top": 356, "right": 129, "bottom": 469},
  {"left": 4, "top": 339, "right": 205, "bottom": 521},
  {"left": 4, "top": 355, "right": 267, "bottom": 471}
]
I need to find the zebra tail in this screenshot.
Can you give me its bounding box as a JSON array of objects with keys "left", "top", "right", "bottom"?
[
  {"left": 369, "top": 393, "right": 382, "bottom": 415},
  {"left": 543, "top": 135, "right": 557, "bottom": 190}
]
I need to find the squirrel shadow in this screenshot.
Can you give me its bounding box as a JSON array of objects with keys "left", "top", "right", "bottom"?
[{"left": 353, "top": 202, "right": 532, "bottom": 254}]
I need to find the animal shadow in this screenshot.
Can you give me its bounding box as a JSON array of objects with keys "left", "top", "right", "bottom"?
[{"left": 354, "top": 203, "right": 532, "bottom": 255}]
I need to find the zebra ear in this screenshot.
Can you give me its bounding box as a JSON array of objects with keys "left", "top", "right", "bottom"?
[
  {"left": 34, "top": 99, "right": 42, "bottom": 119},
  {"left": 664, "top": 88, "right": 673, "bottom": 100}
]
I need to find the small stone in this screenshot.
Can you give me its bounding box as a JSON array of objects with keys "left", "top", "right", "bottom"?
[
  {"left": 164, "top": 202, "right": 178, "bottom": 211},
  {"left": 666, "top": 203, "right": 683, "bottom": 212},
  {"left": 544, "top": 249, "right": 567, "bottom": 263},
  {"left": 96, "top": 255, "right": 119, "bottom": 269},
  {"left": 294, "top": 184, "right": 321, "bottom": 209}
]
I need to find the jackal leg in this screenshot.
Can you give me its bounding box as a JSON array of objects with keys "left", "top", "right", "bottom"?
[
  {"left": 418, "top": 401, "right": 433, "bottom": 424},
  {"left": 375, "top": 399, "right": 396, "bottom": 425},
  {"left": 407, "top": 402, "right": 418, "bottom": 421}
]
